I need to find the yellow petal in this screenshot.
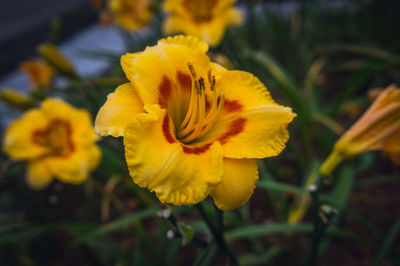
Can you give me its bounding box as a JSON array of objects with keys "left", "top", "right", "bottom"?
[
  {"left": 88, "top": 145, "right": 102, "bottom": 171},
  {"left": 210, "top": 158, "right": 258, "bottom": 211},
  {"left": 124, "top": 104, "right": 223, "bottom": 205},
  {"left": 47, "top": 145, "right": 99, "bottom": 184},
  {"left": 225, "top": 6, "right": 243, "bottom": 26},
  {"left": 27, "top": 160, "right": 53, "bottom": 190},
  {"left": 95, "top": 83, "right": 144, "bottom": 137},
  {"left": 121, "top": 35, "right": 210, "bottom": 106},
  {"left": 201, "top": 70, "right": 296, "bottom": 158},
  {"left": 41, "top": 98, "right": 99, "bottom": 146},
  {"left": 383, "top": 129, "right": 400, "bottom": 164},
  {"left": 3, "top": 109, "right": 49, "bottom": 160}
]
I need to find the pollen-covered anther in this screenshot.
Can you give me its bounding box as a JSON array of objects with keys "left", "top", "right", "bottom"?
[{"left": 177, "top": 63, "right": 225, "bottom": 143}]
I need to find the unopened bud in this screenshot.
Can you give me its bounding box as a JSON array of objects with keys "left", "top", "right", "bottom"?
[
  {"left": 0, "top": 89, "right": 35, "bottom": 110},
  {"left": 38, "top": 44, "right": 77, "bottom": 78}
]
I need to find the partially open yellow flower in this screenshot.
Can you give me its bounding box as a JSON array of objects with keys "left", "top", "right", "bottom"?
[
  {"left": 20, "top": 59, "right": 53, "bottom": 89},
  {"left": 3, "top": 99, "right": 101, "bottom": 189},
  {"left": 321, "top": 85, "right": 400, "bottom": 176},
  {"left": 95, "top": 36, "right": 295, "bottom": 210},
  {"left": 109, "top": 0, "right": 152, "bottom": 31},
  {"left": 163, "top": 0, "right": 243, "bottom": 47}
]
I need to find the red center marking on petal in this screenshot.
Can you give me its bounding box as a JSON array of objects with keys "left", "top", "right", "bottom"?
[
  {"left": 158, "top": 76, "right": 172, "bottom": 108},
  {"left": 31, "top": 119, "right": 75, "bottom": 156},
  {"left": 218, "top": 118, "right": 246, "bottom": 144},
  {"left": 162, "top": 113, "right": 176, "bottom": 143},
  {"left": 223, "top": 99, "right": 243, "bottom": 113},
  {"left": 182, "top": 143, "right": 212, "bottom": 154},
  {"left": 177, "top": 71, "right": 192, "bottom": 92}
]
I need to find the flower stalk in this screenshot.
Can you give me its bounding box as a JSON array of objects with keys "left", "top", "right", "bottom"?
[{"left": 195, "top": 203, "right": 238, "bottom": 265}]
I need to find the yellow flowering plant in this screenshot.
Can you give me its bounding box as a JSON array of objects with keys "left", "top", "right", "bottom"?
[
  {"left": 163, "top": 0, "right": 243, "bottom": 47},
  {"left": 95, "top": 35, "right": 296, "bottom": 210},
  {"left": 108, "top": 0, "right": 153, "bottom": 31},
  {"left": 3, "top": 98, "right": 101, "bottom": 189}
]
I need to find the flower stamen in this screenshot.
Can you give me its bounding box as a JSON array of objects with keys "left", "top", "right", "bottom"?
[{"left": 178, "top": 63, "right": 225, "bottom": 143}]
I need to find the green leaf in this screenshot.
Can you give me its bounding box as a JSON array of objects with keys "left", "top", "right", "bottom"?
[
  {"left": 226, "top": 223, "right": 369, "bottom": 246},
  {"left": 257, "top": 180, "right": 305, "bottom": 196},
  {"left": 372, "top": 216, "right": 400, "bottom": 266},
  {"left": 177, "top": 222, "right": 195, "bottom": 243},
  {"left": 226, "top": 223, "right": 313, "bottom": 240},
  {"left": 194, "top": 242, "right": 217, "bottom": 266},
  {"left": 316, "top": 44, "right": 400, "bottom": 66},
  {"left": 355, "top": 175, "right": 400, "bottom": 187},
  {"left": 328, "top": 165, "right": 355, "bottom": 209},
  {"left": 72, "top": 208, "right": 159, "bottom": 245},
  {"left": 239, "top": 246, "right": 284, "bottom": 265}
]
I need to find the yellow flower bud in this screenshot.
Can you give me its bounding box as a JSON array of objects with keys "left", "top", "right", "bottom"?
[
  {"left": 321, "top": 84, "right": 400, "bottom": 176},
  {"left": 38, "top": 44, "right": 77, "bottom": 78},
  {"left": 0, "top": 89, "right": 35, "bottom": 110}
]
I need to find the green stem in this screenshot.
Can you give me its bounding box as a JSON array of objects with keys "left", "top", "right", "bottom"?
[
  {"left": 196, "top": 203, "right": 238, "bottom": 265},
  {"left": 372, "top": 216, "right": 400, "bottom": 266},
  {"left": 306, "top": 179, "right": 326, "bottom": 266}
]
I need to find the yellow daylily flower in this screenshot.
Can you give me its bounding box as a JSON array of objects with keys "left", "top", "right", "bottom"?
[
  {"left": 163, "top": 0, "right": 243, "bottom": 47},
  {"left": 320, "top": 85, "right": 400, "bottom": 176},
  {"left": 20, "top": 59, "right": 53, "bottom": 89},
  {"left": 109, "top": 0, "right": 153, "bottom": 31},
  {"left": 95, "top": 36, "right": 296, "bottom": 210},
  {"left": 3, "top": 98, "right": 101, "bottom": 189}
]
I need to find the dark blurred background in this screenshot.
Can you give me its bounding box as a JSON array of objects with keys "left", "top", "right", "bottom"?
[{"left": 0, "top": 0, "right": 96, "bottom": 77}]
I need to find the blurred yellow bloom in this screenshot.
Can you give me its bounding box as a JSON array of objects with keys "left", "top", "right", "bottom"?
[
  {"left": 38, "top": 44, "right": 77, "bottom": 77},
  {"left": 321, "top": 85, "right": 400, "bottom": 176},
  {"left": 3, "top": 99, "right": 101, "bottom": 189},
  {"left": 95, "top": 36, "right": 295, "bottom": 210},
  {"left": 20, "top": 60, "right": 53, "bottom": 89},
  {"left": 210, "top": 53, "right": 234, "bottom": 69},
  {"left": 163, "top": 0, "right": 243, "bottom": 47},
  {"left": 0, "top": 88, "right": 35, "bottom": 110},
  {"left": 109, "top": 0, "right": 152, "bottom": 31}
]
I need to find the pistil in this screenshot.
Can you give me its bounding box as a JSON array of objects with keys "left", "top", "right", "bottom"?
[{"left": 177, "top": 63, "right": 225, "bottom": 143}]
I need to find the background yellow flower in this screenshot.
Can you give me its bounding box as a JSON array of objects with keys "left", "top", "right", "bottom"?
[
  {"left": 20, "top": 59, "right": 53, "bottom": 90},
  {"left": 163, "top": 0, "right": 243, "bottom": 47},
  {"left": 3, "top": 98, "right": 101, "bottom": 189},
  {"left": 109, "top": 0, "right": 153, "bottom": 31}
]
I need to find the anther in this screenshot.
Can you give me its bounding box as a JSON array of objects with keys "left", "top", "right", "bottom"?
[
  {"left": 188, "top": 62, "right": 197, "bottom": 78},
  {"left": 210, "top": 75, "right": 216, "bottom": 91},
  {"left": 198, "top": 78, "right": 205, "bottom": 93}
]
